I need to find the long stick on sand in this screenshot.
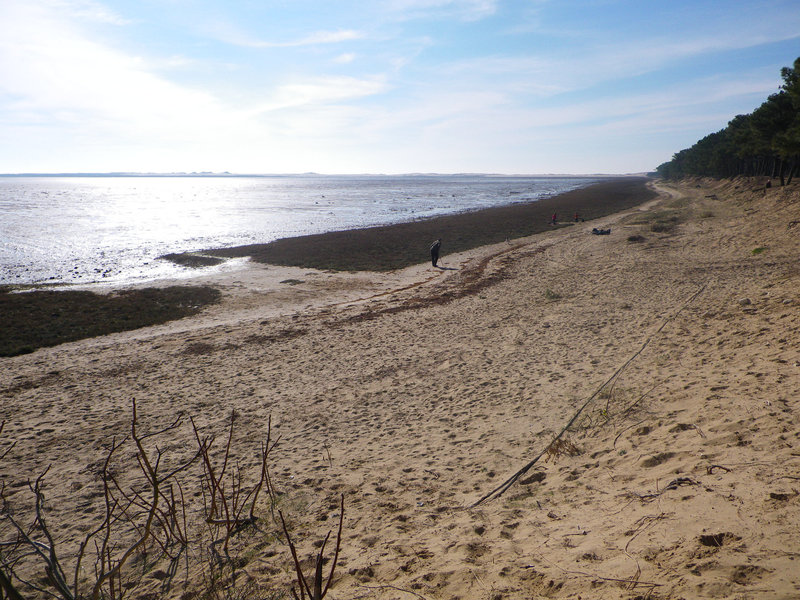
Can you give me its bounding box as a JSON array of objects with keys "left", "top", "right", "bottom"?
[{"left": 471, "top": 282, "right": 708, "bottom": 507}]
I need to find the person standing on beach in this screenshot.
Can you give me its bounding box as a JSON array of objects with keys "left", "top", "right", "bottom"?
[
  {"left": 430, "top": 238, "right": 442, "bottom": 267},
  {"left": 551, "top": 212, "right": 558, "bottom": 225}
]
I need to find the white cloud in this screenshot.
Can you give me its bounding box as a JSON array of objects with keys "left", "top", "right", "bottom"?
[
  {"left": 333, "top": 53, "right": 358, "bottom": 64},
  {"left": 253, "top": 76, "right": 389, "bottom": 113},
  {"left": 586, "top": 30, "right": 800, "bottom": 83},
  {"left": 0, "top": 1, "right": 393, "bottom": 172},
  {"left": 1, "top": 0, "right": 796, "bottom": 174},
  {"left": 208, "top": 24, "right": 364, "bottom": 49},
  {"left": 43, "top": 0, "right": 130, "bottom": 25},
  {"left": 0, "top": 2, "right": 240, "bottom": 145},
  {"left": 384, "top": 0, "right": 499, "bottom": 21},
  {"left": 296, "top": 30, "right": 364, "bottom": 46}
]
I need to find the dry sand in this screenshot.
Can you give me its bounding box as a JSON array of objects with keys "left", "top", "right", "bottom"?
[{"left": 2, "top": 177, "right": 799, "bottom": 599}]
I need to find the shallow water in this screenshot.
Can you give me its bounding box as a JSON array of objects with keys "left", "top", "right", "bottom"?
[{"left": 0, "top": 174, "right": 598, "bottom": 286}]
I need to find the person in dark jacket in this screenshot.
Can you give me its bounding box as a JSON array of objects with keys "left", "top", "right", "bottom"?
[{"left": 430, "top": 238, "right": 442, "bottom": 267}]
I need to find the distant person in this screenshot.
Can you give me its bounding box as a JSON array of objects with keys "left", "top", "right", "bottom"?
[
  {"left": 430, "top": 238, "right": 442, "bottom": 267},
  {"left": 574, "top": 212, "right": 580, "bottom": 222},
  {"left": 551, "top": 212, "right": 558, "bottom": 225}
]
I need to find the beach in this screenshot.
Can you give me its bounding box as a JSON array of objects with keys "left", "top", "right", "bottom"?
[{"left": 2, "top": 177, "right": 799, "bottom": 599}]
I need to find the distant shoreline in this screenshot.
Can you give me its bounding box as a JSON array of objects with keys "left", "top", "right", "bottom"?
[{"left": 181, "top": 177, "right": 656, "bottom": 272}]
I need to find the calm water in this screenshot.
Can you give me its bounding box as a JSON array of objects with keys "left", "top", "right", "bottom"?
[{"left": 0, "top": 175, "right": 598, "bottom": 286}]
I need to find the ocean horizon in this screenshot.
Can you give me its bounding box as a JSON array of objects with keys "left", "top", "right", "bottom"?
[
  {"left": 0, "top": 171, "right": 626, "bottom": 177},
  {"left": 1, "top": 174, "right": 602, "bottom": 287}
]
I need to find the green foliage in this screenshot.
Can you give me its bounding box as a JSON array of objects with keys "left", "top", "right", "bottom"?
[
  {"left": 543, "top": 288, "right": 562, "bottom": 301},
  {"left": 657, "top": 57, "right": 800, "bottom": 183}
]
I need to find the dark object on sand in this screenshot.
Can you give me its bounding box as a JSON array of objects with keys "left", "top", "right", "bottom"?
[
  {"left": 592, "top": 228, "right": 611, "bottom": 235},
  {"left": 430, "top": 238, "right": 442, "bottom": 267}
]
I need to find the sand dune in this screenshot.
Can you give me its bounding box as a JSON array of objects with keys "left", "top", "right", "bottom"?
[{"left": 2, "top": 178, "right": 799, "bottom": 599}]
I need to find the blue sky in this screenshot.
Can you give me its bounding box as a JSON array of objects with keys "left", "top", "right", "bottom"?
[{"left": 1, "top": 0, "right": 798, "bottom": 174}]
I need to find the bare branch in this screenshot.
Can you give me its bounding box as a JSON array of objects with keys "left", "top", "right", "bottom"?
[
  {"left": 1, "top": 404, "right": 290, "bottom": 600},
  {"left": 0, "top": 567, "right": 25, "bottom": 600},
  {"left": 280, "top": 495, "right": 345, "bottom": 600},
  {"left": 90, "top": 399, "right": 162, "bottom": 600},
  {"left": 0, "top": 422, "right": 16, "bottom": 462}
]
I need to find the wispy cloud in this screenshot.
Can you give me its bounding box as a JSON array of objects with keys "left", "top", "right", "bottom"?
[
  {"left": 209, "top": 24, "right": 364, "bottom": 49},
  {"left": 384, "top": 0, "right": 499, "bottom": 21},
  {"left": 0, "top": 2, "right": 236, "bottom": 142},
  {"left": 1, "top": 0, "right": 797, "bottom": 173},
  {"left": 333, "top": 53, "right": 358, "bottom": 64},
  {"left": 586, "top": 29, "right": 800, "bottom": 81},
  {"left": 254, "top": 76, "right": 388, "bottom": 113},
  {"left": 427, "top": 16, "right": 799, "bottom": 104},
  {"left": 43, "top": 0, "right": 130, "bottom": 25}
]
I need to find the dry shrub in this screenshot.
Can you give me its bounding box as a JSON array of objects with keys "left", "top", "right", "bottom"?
[
  {"left": 544, "top": 438, "right": 581, "bottom": 462},
  {"left": 0, "top": 405, "right": 333, "bottom": 600}
]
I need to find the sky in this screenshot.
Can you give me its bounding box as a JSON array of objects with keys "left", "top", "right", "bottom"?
[{"left": 1, "top": 0, "right": 799, "bottom": 175}]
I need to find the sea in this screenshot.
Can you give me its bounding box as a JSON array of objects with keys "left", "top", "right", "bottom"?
[{"left": 0, "top": 174, "right": 600, "bottom": 287}]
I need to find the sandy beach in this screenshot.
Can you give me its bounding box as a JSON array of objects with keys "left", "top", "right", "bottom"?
[{"left": 2, "top": 177, "right": 799, "bottom": 599}]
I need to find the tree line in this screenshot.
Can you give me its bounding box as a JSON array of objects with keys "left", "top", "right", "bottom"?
[{"left": 656, "top": 57, "right": 800, "bottom": 184}]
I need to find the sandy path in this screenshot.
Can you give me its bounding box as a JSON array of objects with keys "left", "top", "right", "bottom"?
[{"left": 2, "top": 178, "right": 799, "bottom": 599}]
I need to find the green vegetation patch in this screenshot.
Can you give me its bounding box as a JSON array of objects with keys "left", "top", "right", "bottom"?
[
  {"left": 751, "top": 247, "right": 767, "bottom": 255},
  {"left": 543, "top": 289, "right": 563, "bottom": 301},
  {"left": 650, "top": 218, "right": 680, "bottom": 233},
  {"left": 629, "top": 209, "right": 686, "bottom": 234},
  {"left": 0, "top": 286, "right": 221, "bottom": 357}
]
